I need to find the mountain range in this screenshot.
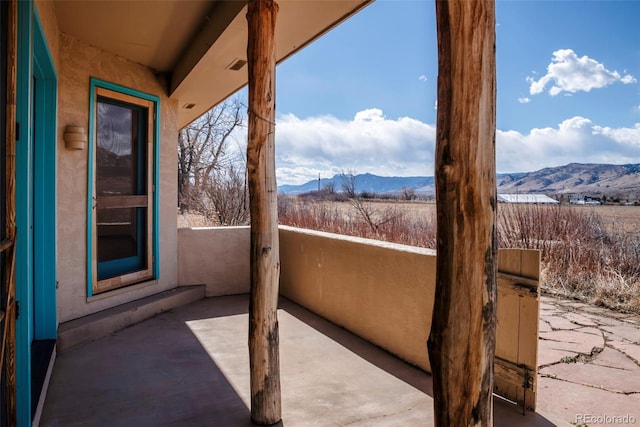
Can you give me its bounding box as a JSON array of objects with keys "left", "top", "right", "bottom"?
[{"left": 278, "top": 163, "right": 640, "bottom": 197}]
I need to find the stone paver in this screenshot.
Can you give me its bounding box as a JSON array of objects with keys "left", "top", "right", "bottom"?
[
  {"left": 537, "top": 347, "right": 580, "bottom": 368},
  {"left": 580, "top": 312, "right": 627, "bottom": 327},
  {"left": 539, "top": 329, "right": 605, "bottom": 355},
  {"left": 563, "top": 312, "right": 598, "bottom": 327},
  {"left": 601, "top": 324, "right": 640, "bottom": 343},
  {"left": 608, "top": 340, "right": 640, "bottom": 363},
  {"left": 538, "top": 319, "right": 552, "bottom": 333},
  {"left": 545, "top": 315, "right": 580, "bottom": 330},
  {"left": 537, "top": 376, "right": 640, "bottom": 427},
  {"left": 575, "top": 326, "right": 605, "bottom": 336},
  {"left": 591, "top": 347, "right": 639, "bottom": 371},
  {"left": 538, "top": 297, "right": 640, "bottom": 425},
  {"left": 540, "top": 362, "right": 639, "bottom": 394}
]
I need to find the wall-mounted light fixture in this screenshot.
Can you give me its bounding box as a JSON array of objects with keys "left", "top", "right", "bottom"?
[{"left": 64, "top": 125, "right": 87, "bottom": 150}]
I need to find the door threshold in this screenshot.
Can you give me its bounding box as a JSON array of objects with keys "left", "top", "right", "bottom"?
[{"left": 31, "top": 339, "right": 56, "bottom": 427}]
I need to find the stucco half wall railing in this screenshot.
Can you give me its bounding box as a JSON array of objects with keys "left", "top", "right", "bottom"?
[
  {"left": 178, "top": 225, "right": 541, "bottom": 410},
  {"left": 178, "top": 226, "right": 251, "bottom": 296}
]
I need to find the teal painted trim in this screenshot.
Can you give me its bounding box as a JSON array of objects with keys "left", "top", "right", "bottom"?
[
  {"left": 90, "top": 78, "right": 160, "bottom": 103},
  {"left": 86, "top": 80, "right": 96, "bottom": 296},
  {"left": 16, "top": 1, "right": 33, "bottom": 424},
  {"left": 15, "top": 5, "right": 58, "bottom": 423},
  {"left": 87, "top": 78, "right": 161, "bottom": 296},
  {"left": 153, "top": 101, "right": 160, "bottom": 278},
  {"left": 99, "top": 252, "right": 143, "bottom": 279},
  {"left": 32, "top": 7, "right": 57, "bottom": 340}
]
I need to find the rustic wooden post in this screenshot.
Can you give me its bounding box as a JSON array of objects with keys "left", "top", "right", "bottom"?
[
  {"left": 427, "top": 0, "right": 497, "bottom": 426},
  {"left": 246, "top": 1, "right": 281, "bottom": 425},
  {"left": 4, "top": 1, "right": 18, "bottom": 425}
]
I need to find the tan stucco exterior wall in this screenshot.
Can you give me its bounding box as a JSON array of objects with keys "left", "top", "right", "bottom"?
[
  {"left": 178, "top": 227, "right": 250, "bottom": 296},
  {"left": 279, "top": 226, "right": 438, "bottom": 371},
  {"left": 56, "top": 33, "right": 179, "bottom": 323},
  {"left": 279, "top": 226, "right": 541, "bottom": 377}
]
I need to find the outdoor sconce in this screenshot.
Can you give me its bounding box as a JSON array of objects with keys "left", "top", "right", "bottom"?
[{"left": 64, "top": 125, "right": 87, "bottom": 150}]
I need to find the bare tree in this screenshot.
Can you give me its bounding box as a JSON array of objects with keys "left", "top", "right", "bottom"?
[
  {"left": 341, "top": 172, "right": 400, "bottom": 233},
  {"left": 322, "top": 181, "right": 336, "bottom": 194},
  {"left": 340, "top": 171, "right": 358, "bottom": 199},
  {"left": 400, "top": 187, "right": 416, "bottom": 201},
  {"left": 341, "top": 172, "right": 376, "bottom": 231},
  {"left": 204, "top": 164, "right": 249, "bottom": 226},
  {"left": 178, "top": 97, "right": 245, "bottom": 212}
]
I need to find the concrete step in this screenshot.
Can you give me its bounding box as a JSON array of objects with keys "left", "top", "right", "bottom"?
[{"left": 57, "top": 285, "right": 205, "bottom": 352}]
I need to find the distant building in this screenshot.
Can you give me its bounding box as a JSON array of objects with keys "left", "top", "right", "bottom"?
[
  {"left": 570, "top": 197, "right": 585, "bottom": 205},
  {"left": 497, "top": 194, "right": 559, "bottom": 204},
  {"left": 569, "top": 197, "right": 601, "bottom": 206}
]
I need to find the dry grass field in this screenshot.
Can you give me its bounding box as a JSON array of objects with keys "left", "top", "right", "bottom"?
[
  {"left": 281, "top": 199, "right": 640, "bottom": 238},
  {"left": 179, "top": 200, "right": 640, "bottom": 232},
  {"left": 302, "top": 200, "right": 640, "bottom": 234},
  {"left": 290, "top": 200, "right": 640, "bottom": 232},
  {"left": 587, "top": 205, "right": 640, "bottom": 235}
]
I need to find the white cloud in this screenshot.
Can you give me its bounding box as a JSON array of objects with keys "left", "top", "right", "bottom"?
[
  {"left": 497, "top": 117, "right": 640, "bottom": 172},
  {"left": 275, "top": 109, "right": 436, "bottom": 184},
  {"left": 527, "top": 49, "right": 636, "bottom": 96},
  {"left": 518, "top": 97, "right": 531, "bottom": 104},
  {"left": 621, "top": 75, "right": 636, "bottom": 84},
  {"left": 273, "top": 109, "right": 640, "bottom": 184},
  {"left": 418, "top": 75, "right": 428, "bottom": 82}
]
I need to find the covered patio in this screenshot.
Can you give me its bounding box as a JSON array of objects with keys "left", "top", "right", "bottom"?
[
  {"left": 40, "top": 295, "right": 560, "bottom": 427},
  {"left": 2, "top": 0, "right": 527, "bottom": 425}
]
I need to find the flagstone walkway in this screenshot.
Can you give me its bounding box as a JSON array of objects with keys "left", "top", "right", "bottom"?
[{"left": 537, "top": 296, "right": 640, "bottom": 425}]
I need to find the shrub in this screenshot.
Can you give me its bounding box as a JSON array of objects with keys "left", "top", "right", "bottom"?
[
  {"left": 277, "top": 195, "right": 437, "bottom": 246},
  {"left": 498, "top": 204, "right": 640, "bottom": 313}
]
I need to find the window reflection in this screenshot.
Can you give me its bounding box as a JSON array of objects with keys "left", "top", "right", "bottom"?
[{"left": 96, "top": 101, "right": 141, "bottom": 196}]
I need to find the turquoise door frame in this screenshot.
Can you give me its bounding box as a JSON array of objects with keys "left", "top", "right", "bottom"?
[
  {"left": 32, "top": 9, "right": 57, "bottom": 341},
  {"left": 16, "top": 2, "right": 58, "bottom": 424}
]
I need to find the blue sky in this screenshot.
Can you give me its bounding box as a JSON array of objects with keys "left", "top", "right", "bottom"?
[{"left": 241, "top": 0, "right": 639, "bottom": 185}]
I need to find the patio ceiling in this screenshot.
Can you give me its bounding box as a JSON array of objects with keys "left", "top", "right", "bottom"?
[{"left": 54, "top": 0, "right": 372, "bottom": 128}]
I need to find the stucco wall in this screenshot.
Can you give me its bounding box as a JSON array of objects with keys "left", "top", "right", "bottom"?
[
  {"left": 280, "top": 227, "right": 541, "bottom": 407},
  {"left": 56, "top": 33, "right": 179, "bottom": 322},
  {"left": 279, "top": 226, "right": 541, "bottom": 378},
  {"left": 279, "top": 226, "right": 437, "bottom": 371},
  {"left": 178, "top": 227, "right": 250, "bottom": 296}
]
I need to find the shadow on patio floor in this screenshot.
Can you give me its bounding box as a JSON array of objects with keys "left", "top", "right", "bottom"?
[{"left": 41, "top": 295, "right": 563, "bottom": 426}]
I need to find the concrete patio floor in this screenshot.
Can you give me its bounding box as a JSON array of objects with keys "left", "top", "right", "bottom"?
[{"left": 40, "top": 295, "right": 565, "bottom": 427}]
